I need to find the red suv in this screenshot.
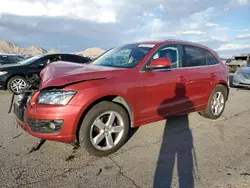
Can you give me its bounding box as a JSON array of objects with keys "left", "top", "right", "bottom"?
[{"left": 14, "top": 40, "right": 230, "bottom": 156}]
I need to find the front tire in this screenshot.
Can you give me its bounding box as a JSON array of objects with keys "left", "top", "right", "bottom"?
[
  {"left": 199, "top": 85, "right": 227, "bottom": 119},
  {"left": 78, "top": 101, "right": 130, "bottom": 156},
  {"left": 7, "top": 76, "right": 27, "bottom": 94}
]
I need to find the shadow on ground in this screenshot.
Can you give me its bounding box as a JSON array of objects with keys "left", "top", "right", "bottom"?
[{"left": 153, "top": 83, "right": 197, "bottom": 188}]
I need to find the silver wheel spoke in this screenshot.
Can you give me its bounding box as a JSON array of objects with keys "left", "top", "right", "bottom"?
[
  {"left": 217, "top": 92, "right": 221, "bottom": 100},
  {"left": 214, "top": 105, "right": 218, "bottom": 114},
  {"left": 106, "top": 112, "right": 115, "bottom": 127},
  {"left": 105, "top": 134, "right": 114, "bottom": 147},
  {"left": 219, "top": 102, "right": 223, "bottom": 108},
  {"left": 95, "top": 119, "right": 106, "bottom": 130},
  {"left": 211, "top": 91, "right": 225, "bottom": 116},
  {"left": 111, "top": 125, "right": 123, "bottom": 133},
  {"left": 93, "top": 132, "right": 105, "bottom": 145}
]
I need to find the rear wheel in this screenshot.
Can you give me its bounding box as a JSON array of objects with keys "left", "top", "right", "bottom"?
[
  {"left": 7, "top": 76, "right": 27, "bottom": 94},
  {"left": 199, "top": 85, "right": 227, "bottom": 119},
  {"left": 78, "top": 101, "right": 130, "bottom": 156}
]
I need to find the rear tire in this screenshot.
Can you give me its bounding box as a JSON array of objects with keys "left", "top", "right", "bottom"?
[
  {"left": 199, "top": 85, "right": 227, "bottom": 120},
  {"left": 78, "top": 101, "right": 130, "bottom": 156},
  {"left": 7, "top": 76, "right": 27, "bottom": 94}
]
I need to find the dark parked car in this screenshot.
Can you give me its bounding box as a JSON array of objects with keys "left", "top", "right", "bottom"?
[
  {"left": 13, "top": 40, "right": 229, "bottom": 156},
  {"left": 0, "top": 53, "right": 92, "bottom": 93},
  {"left": 0, "top": 54, "right": 25, "bottom": 65}
]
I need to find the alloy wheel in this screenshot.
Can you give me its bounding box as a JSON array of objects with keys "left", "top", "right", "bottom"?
[
  {"left": 10, "top": 78, "right": 26, "bottom": 94},
  {"left": 211, "top": 91, "right": 225, "bottom": 116},
  {"left": 90, "top": 111, "right": 125, "bottom": 151}
]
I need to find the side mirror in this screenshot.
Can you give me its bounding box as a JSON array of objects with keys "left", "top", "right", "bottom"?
[{"left": 146, "top": 58, "right": 171, "bottom": 70}]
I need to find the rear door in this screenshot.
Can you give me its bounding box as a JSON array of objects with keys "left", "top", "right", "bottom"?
[{"left": 181, "top": 45, "right": 215, "bottom": 107}]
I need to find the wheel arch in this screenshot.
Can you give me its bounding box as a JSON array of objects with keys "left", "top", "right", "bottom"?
[
  {"left": 75, "top": 95, "right": 134, "bottom": 142},
  {"left": 217, "top": 81, "right": 229, "bottom": 100}
]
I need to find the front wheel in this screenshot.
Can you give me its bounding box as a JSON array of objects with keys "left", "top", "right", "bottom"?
[
  {"left": 199, "top": 85, "right": 227, "bottom": 119},
  {"left": 78, "top": 101, "right": 130, "bottom": 156},
  {"left": 7, "top": 76, "right": 27, "bottom": 94}
]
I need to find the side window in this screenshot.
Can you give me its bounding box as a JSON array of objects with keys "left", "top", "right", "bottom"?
[
  {"left": 183, "top": 45, "right": 206, "bottom": 67},
  {"left": 80, "top": 56, "right": 91, "bottom": 63},
  {"left": 33, "top": 57, "right": 51, "bottom": 67},
  {"left": 0, "top": 56, "right": 6, "bottom": 63},
  {"left": 152, "top": 45, "right": 180, "bottom": 68},
  {"left": 8, "top": 56, "right": 22, "bottom": 62},
  {"left": 62, "top": 55, "right": 81, "bottom": 63},
  {"left": 203, "top": 50, "right": 219, "bottom": 65}
]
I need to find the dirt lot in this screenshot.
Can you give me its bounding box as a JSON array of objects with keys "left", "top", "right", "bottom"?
[{"left": 0, "top": 84, "right": 250, "bottom": 188}]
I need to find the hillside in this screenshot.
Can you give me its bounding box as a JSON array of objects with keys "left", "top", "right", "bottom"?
[
  {"left": 74, "top": 47, "right": 105, "bottom": 58},
  {"left": 0, "top": 40, "right": 47, "bottom": 55},
  {"left": 0, "top": 40, "right": 105, "bottom": 58}
]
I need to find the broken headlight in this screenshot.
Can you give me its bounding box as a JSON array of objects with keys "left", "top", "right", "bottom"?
[{"left": 37, "top": 90, "right": 76, "bottom": 105}]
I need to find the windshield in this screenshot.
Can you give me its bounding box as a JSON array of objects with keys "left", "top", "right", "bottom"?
[
  {"left": 91, "top": 44, "right": 154, "bottom": 68},
  {"left": 18, "top": 56, "right": 40, "bottom": 65}
]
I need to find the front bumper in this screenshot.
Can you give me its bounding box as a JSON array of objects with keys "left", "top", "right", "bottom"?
[
  {"left": 14, "top": 100, "right": 83, "bottom": 143},
  {"left": 233, "top": 74, "right": 250, "bottom": 88}
]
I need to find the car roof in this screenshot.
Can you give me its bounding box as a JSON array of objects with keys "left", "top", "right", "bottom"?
[
  {"left": 39, "top": 53, "right": 82, "bottom": 58},
  {"left": 127, "top": 39, "right": 212, "bottom": 51},
  {"left": 0, "top": 54, "right": 23, "bottom": 56}
]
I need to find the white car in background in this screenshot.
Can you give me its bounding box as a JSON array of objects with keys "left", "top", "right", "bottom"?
[{"left": 233, "top": 62, "right": 250, "bottom": 88}]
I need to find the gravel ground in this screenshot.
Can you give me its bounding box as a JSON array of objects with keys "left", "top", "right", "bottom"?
[{"left": 0, "top": 85, "right": 250, "bottom": 188}]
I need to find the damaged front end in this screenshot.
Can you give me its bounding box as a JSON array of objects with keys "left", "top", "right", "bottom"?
[
  {"left": 9, "top": 74, "right": 47, "bottom": 152},
  {"left": 9, "top": 74, "right": 40, "bottom": 114}
]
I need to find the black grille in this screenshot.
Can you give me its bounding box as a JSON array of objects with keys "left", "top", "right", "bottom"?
[{"left": 14, "top": 102, "right": 25, "bottom": 122}]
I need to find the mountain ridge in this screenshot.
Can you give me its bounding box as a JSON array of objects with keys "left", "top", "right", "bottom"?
[{"left": 0, "top": 40, "right": 105, "bottom": 58}]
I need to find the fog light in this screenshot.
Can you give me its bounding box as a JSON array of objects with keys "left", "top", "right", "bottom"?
[
  {"left": 49, "top": 122, "right": 56, "bottom": 130},
  {"left": 27, "top": 119, "right": 64, "bottom": 133}
]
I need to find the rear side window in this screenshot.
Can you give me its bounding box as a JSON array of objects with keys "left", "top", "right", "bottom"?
[
  {"left": 62, "top": 55, "right": 81, "bottom": 63},
  {"left": 203, "top": 50, "right": 219, "bottom": 65},
  {"left": 79, "top": 56, "right": 91, "bottom": 63},
  {"left": 183, "top": 45, "right": 206, "bottom": 67},
  {"left": 8, "top": 56, "right": 23, "bottom": 62},
  {"left": 0, "top": 56, "right": 7, "bottom": 62}
]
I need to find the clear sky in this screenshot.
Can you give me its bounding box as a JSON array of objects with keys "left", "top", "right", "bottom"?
[{"left": 0, "top": 0, "right": 249, "bottom": 57}]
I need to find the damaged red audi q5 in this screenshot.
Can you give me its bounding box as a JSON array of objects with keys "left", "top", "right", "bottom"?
[{"left": 12, "top": 40, "right": 230, "bottom": 156}]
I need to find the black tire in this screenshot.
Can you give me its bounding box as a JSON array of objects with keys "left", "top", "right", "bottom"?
[
  {"left": 199, "top": 85, "right": 227, "bottom": 120},
  {"left": 78, "top": 101, "right": 130, "bottom": 156},
  {"left": 7, "top": 76, "right": 27, "bottom": 94}
]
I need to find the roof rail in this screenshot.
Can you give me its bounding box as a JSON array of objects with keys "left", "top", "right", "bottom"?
[{"left": 165, "top": 39, "right": 210, "bottom": 49}]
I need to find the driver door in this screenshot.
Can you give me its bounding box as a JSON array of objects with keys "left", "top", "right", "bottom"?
[
  {"left": 137, "top": 44, "right": 192, "bottom": 123},
  {"left": 27, "top": 57, "right": 49, "bottom": 77}
]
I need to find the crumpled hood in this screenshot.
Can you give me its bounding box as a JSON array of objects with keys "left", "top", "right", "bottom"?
[{"left": 40, "top": 61, "right": 126, "bottom": 89}]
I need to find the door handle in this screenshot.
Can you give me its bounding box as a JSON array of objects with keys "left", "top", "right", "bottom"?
[{"left": 178, "top": 76, "right": 187, "bottom": 82}]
